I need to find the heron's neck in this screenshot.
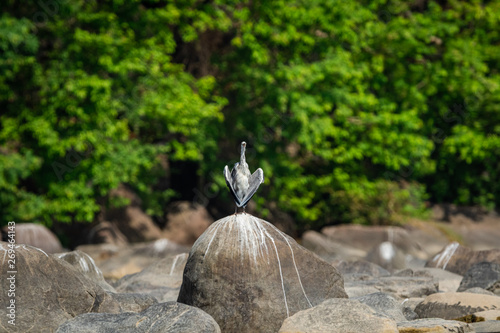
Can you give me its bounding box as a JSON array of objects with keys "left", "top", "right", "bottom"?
[{"left": 240, "top": 148, "right": 246, "bottom": 164}]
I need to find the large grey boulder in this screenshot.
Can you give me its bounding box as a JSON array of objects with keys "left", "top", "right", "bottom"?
[
  {"left": 427, "top": 242, "right": 500, "bottom": 275},
  {"left": 0, "top": 242, "right": 121, "bottom": 333},
  {"left": 415, "top": 292, "right": 500, "bottom": 320},
  {"left": 114, "top": 253, "right": 188, "bottom": 302},
  {"left": 278, "top": 298, "right": 398, "bottom": 333},
  {"left": 177, "top": 213, "right": 347, "bottom": 333},
  {"left": 56, "top": 302, "right": 220, "bottom": 333},
  {"left": 301, "top": 230, "right": 366, "bottom": 262},
  {"left": 457, "top": 262, "right": 500, "bottom": 294}
]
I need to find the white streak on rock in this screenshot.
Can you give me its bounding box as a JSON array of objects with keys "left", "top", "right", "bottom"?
[
  {"left": 261, "top": 224, "right": 289, "bottom": 317},
  {"left": 170, "top": 253, "right": 183, "bottom": 275},
  {"left": 433, "top": 242, "right": 459, "bottom": 270},
  {"left": 79, "top": 256, "right": 89, "bottom": 272},
  {"left": 269, "top": 223, "right": 312, "bottom": 307}
]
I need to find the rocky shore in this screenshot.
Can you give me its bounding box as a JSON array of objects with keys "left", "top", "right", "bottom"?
[{"left": 1, "top": 209, "right": 500, "bottom": 332}]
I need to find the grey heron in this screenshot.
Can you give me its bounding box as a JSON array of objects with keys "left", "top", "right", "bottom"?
[{"left": 224, "top": 142, "right": 264, "bottom": 212}]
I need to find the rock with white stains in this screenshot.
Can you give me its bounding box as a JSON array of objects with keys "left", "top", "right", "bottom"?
[
  {"left": 114, "top": 253, "right": 188, "bottom": 302},
  {"left": 177, "top": 213, "right": 348, "bottom": 333},
  {"left": 426, "top": 242, "right": 500, "bottom": 275},
  {"left": 57, "top": 250, "right": 116, "bottom": 292}
]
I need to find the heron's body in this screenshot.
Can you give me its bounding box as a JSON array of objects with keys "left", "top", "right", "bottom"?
[{"left": 224, "top": 142, "right": 264, "bottom": 209}]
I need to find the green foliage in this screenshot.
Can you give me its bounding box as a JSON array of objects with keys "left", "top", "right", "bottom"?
[
  {"left": 1, "top": 0, "right": 499, "bottom": 229},
  {"left": 0, "top": 2, "right": 226, "bottom": 225}
]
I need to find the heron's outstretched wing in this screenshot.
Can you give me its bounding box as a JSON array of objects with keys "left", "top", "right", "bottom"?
[
  {"left": 224, "top": 165, "right": 243, "bottom": 206},
  {"left": 240, "top": 168, "right": 264, "bottom": 207}
]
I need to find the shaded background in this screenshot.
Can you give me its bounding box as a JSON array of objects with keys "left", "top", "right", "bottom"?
[{"left": 1, "top": 0, "right": 499, "bottom": 248}]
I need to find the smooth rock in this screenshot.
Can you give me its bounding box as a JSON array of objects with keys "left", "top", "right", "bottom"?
[
  {"left": 354, "top": 292, "right": 406, "bottom": 322},
  {"left": 164, "top": 201, "right": 213, "bottom": 246},
  {"left": 321, "top": 224, "right": 427, "bottom": 259},
  {"left": 457, "top": 262, "right": 500, "bottom": 294},
  {"left": 397, "top": 318, "right": 474, "bottom": 333},
  {"left": 415, "top": 292, "right": 500, "bottom": 320},
  {"left": 338, "top": 260, "right": 391, "bottom": 277},
  {"left": 2, "top": 223, "right": 62, "bottom": 253},
  {"left": 114, "top": 253, "right": 188, "bottom": 302},
  {"left": 56, "top": 302, "right": 220, "bottom": 333},
  {"left": 471, "top": 320, "right": 500, "bottom": 333},
  {"left": 301, "top": 230, "right": 366, "bottom": 262},
  {"left": 57, "top": 250, "right": 115, "bottom": 292},
  {"left": 177, "top": 213, "right": 347, "bottom": 333},
  {"left": 427, "top": 242, "right": 500, "bottom": 275},
  {"left": 0, "top": 242, "right": 120, "bottom": 332},
  {"left": 278, "top": 298, "right": 398, "bottom": 333}
]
